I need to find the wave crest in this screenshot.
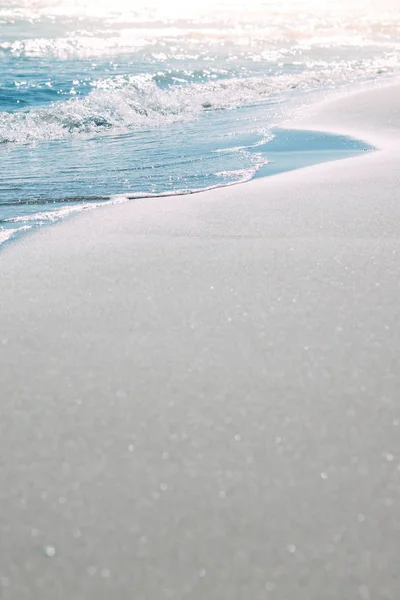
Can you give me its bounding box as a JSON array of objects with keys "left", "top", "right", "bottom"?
[{"left": 0, "top": 61, "right": 395, "bottom": 145}]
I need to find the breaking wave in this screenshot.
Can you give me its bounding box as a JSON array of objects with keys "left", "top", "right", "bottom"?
[{"left": 0, "top": 60, "right": 396, "bottom": 145}]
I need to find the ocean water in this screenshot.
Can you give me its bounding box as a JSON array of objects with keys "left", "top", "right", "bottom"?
[{"left": 1, "top": 0, "right": 400, "bottom": 246}]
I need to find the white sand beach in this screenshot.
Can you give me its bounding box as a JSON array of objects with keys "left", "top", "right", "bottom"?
[{"left": 1, "top": 81, "right": 400, "bottom": 598}]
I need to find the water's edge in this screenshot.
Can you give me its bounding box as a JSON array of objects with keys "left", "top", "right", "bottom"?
[{"left": 0, "top": 126, "right": 373, "bottom": 250}]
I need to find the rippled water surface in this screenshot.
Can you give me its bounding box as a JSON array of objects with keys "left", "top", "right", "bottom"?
[{"left": 1, "top": 0, "right": 399, "bottom": 244}]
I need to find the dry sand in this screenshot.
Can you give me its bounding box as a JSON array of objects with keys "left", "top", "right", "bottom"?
[{"left": 1, "top": 81, "right": 400, "bottom": 599}]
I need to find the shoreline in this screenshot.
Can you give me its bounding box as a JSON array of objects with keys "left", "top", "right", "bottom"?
[
  {"left": 1, "top": 80, "right": 400, "bottom": 598},
  {"left": 0, "top": 123, "right": 373, "bottom": 250},
  {"left": 2, "top": 75, "right": 393, "bottom": 251}
]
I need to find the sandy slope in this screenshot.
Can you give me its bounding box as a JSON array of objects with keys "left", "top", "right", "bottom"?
[{"left": 1, "top": 81, "right": 400, "bottom": 599}]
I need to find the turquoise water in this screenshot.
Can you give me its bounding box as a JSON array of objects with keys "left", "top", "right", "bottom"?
[{"left": 1, "top": 0, "right": 399, "bottom": 245}]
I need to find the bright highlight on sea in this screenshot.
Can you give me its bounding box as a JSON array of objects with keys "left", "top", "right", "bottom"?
[{"left": 1, "top": 0, "right": 399, "bottom": 245}]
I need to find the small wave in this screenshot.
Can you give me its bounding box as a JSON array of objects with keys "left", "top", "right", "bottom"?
[
  {"left": 125, "top": 161, "right": 268, "bottom": 199},
  {"left": 215, "top": 168, "right": 258, "bottom": 180},
  {"left": 4, "top": 195, "right": 128, "bottom": 225},
  {"left": 0, "top": 167, "right": 262, "bottom": 247},
  {"left": 0, "top": 225, "right": 32, "bottom": 246},
  {"left": 0, "top": 194, "right": 130, "bottom": 246},
  {"left": 0, "top": 196, "right": 110, "bottom": 207},
  {"left": 1, "top": 60, "right": 397, "bottom": 145},
  {"left": 214, "top": 135, "right": 275, "bottom": 154}
]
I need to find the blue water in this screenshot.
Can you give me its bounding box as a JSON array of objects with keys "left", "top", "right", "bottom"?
[{"left": 1, "top": 0, "right": 399, "bottom": 245}]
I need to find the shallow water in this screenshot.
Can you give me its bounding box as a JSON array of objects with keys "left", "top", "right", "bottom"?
[{"left": 1, "top": 0, "right": 399, "bottom": 245}]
